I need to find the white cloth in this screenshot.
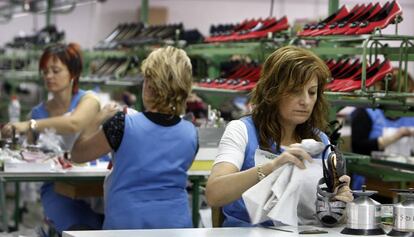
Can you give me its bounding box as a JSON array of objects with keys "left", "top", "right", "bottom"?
[{"left": 242, "top": 162, "right": 323, "bottom": 226}]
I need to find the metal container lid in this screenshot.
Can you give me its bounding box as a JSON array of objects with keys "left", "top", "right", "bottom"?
[
  {"left": 391, "top": 188, "right": 414, "bottom": 207},
  {"left": 351, "top": 187, "right": 380, "bottom": 206}
]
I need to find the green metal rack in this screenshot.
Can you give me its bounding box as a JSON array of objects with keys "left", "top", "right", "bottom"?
[
  {"left": 292, "top": 34, "right": 414, "bottom": 117},
  {"left": 186, "top": 40, "right": 280, "bottom": 79}
]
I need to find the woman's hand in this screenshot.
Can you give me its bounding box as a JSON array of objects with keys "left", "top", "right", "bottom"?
[
  {"left": 379, "top": 127, "right": 414, "bottom": 149},
  {"left": 334, "top": 175, "right": 354, "bottom": 203},
  {"left": 397, "top": 127, "right": 414, "bottom": 138},
  {"left": 271, "top": 145, "right": 313, "bottom": 170},
  {"left": 1, "top": 121, "right": 29, "bottom": 138},
  {"left": 98, "top": 102, "right": 121, "bottom": 123}
]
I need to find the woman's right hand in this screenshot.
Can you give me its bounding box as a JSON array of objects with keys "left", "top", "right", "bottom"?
[
  {"left": 271, "top": 145, "right": 313, "bottom": 170},
  {"left": 98, "top": 102, "right": 121, "bottom": 123}
]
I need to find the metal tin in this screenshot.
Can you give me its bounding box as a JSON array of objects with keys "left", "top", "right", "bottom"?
[
  {"left": 346, "top": 193, "right": 382, "bottom": 230},
  {"left": 341, "top": 187, "right": 385, "bottom": 235},
  {"left": 393, "top": 192, "right": 414, "bottom": 232}
]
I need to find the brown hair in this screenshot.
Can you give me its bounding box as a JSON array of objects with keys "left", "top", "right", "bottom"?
[
  {"left": 250, "top": 45, "right": 330, "bottom": 152},
  {"left": 141, "top": 46, "right": 193, "bottom": 116},
  {"left": 390, "top": 68, "right": 414, "bottom": 92},
  {"left": 39, "top": 42, "right": 82, "bottom": 95}
]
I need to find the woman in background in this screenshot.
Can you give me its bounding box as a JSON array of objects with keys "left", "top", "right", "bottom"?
[
  {"left": 351, "top": 69, "right": 414, "bottom": 189},
  {"left": 1, "top": 43, "right": 114, "bottom": 233}
]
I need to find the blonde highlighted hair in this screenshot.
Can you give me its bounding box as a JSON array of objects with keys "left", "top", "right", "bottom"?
[{"left": 141, "top": 46, "right": 193, "bottom": 115}]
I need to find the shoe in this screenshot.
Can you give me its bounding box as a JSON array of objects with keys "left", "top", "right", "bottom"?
[
  {"left": 228, "top": 79, "right": 256, "bottom": 91},
  {"left": 325, "top": 59, "right": 337, "bottom": 69},
  {"left": 197, "top": 78, "right": 213, "bottom": 87},
  {"left": 298, "top": 5, "right": 349, "bottom": 36},
  {"left": 312, "top": 4, "right": 365, "bottom": 36},
  {"left": 215, "top": 79, "right": 238, "bottom": 89},
  {"left": 330, "top": 58, "right": 351, "bottom": 76},
  {"left": 214, "top": 19, "right": 261, "bottom": 42},
  {"left": 328, "top": 4, "right": 370, "bottom": 35},
  {"left": 117, "top": 23, "right": 144, "bottom": 41},
  {"left": 233, "top": 17, "right": 277, "bottom": 40},
  {"left": 320, "top": 4, "right": 365, "bottom": 35},
  {"left": 257, "top": 16, "right": 289, "bottom": 37},
  {"left": 344, "top": 3, "right": 384, "bottom": 35},
  {"left": 228, "top": 65, "right": 255, "bottom": 79},
  {"left": 235, "top": 81, "right": 257, "bottom": 91},
  {"left": 355, "top": 0, "right": 402, "bottom": 35},
  {"left": 332, "top": 59, "right": 360, "bottom": 78},
  {"left": 327, "top": 59, "right": 380, "bottom": 91},
  {"left": 336, "top": 59, "right": 392, "bottom": 92},
  {"left": 333, "top": 3, "right": 382, "bottom": 35}
]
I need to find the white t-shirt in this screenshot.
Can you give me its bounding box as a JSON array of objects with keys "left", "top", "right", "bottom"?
[
  {"left": 213, "top": 120, "right": 248, "bottom": 170},
  {"left": 213, "top": 120, "right": 323, "bottom": 170}
]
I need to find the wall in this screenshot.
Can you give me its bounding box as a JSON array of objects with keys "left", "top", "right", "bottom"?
[{"left": 0, "top": 0, "right": 413, "bottom": 49}]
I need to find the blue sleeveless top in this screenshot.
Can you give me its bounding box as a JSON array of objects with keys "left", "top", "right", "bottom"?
[
  {"left": 31, "top": 90, "right": 86, "bottom": 120},
  {"left": 103, "top": 112, "right": 198, "bottom": 229}
]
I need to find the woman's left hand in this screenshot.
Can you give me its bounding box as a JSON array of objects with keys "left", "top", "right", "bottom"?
[{"left": 334, "top": 175, "right": 354, "bottom": 203}]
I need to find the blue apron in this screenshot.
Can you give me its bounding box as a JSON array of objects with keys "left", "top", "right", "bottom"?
[
  {"left": 222, "top": 116, "right": 330, "bottom": 227},
  {"left": 32, "top": 90, "right": 103, "bottom": 233},
  {"left": 103, "top": 112, "right": 197, "bottom": 229}
]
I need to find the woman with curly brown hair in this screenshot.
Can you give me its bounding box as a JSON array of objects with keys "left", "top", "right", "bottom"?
[
  {"left": 71, "top": 46, "right": 198, "bottom": 229},
  {"left": 206, "top": 45, "right": 353, "bottom": 227}
]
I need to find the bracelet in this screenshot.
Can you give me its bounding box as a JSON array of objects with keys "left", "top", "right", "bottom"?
[
  {"left": 257, "top": 164, "right": 266, "bottom": 181},
  {"left": 29, "top": 119, "right": 39, "bottom": 144},
  {"left": 29, "top": 119, "right": 37, "bottom": 132}
]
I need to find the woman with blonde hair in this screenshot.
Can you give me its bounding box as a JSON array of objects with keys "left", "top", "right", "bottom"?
[
  {"left": 206, "top": 45, "right": 353, "bottom": 227},
  {"left": 71, "top": 46, "right": 198, "bottom": 229}
]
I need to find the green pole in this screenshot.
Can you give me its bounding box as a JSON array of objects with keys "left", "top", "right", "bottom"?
[
  {"left": 328, "top": 0, "right": 339, "bottom": 15},
  {"left": 140, "top": 0, "right": 148, "bottom": 24},
  {"left": 46, "top": 0, "right": 53, "bottom": 27}
]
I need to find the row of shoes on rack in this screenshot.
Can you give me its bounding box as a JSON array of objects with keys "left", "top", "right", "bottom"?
[
  {"left": 325, "top": 57, "right": 393, "bottom": 92},
  {"left": 205, "top": 16, "right": 289, "bottom": 43},
  {"left": 95, "top": 23, "right": 144, "bottom": 49},
  {"left": 196, "top": 62, "right": 261, "bottom": 91},
  {"left": 0, "top": 59, "right": 31, "bottom": 70},
  {"left": 6, "top": 25, "right": 65, "bottom": 48},
  {"left": 95, "top": 23, "right": 204, "bottom": 49},
  {"left": 88, "top": 56, "right": 140, "bottom": 81},
  {"left": 298, "top": 0, "right": 402, "bottom": 36}
]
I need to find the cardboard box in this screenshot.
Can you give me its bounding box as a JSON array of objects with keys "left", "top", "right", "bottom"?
[{"left": 54, "top": 181, "right": 103, "bottom": 199}]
